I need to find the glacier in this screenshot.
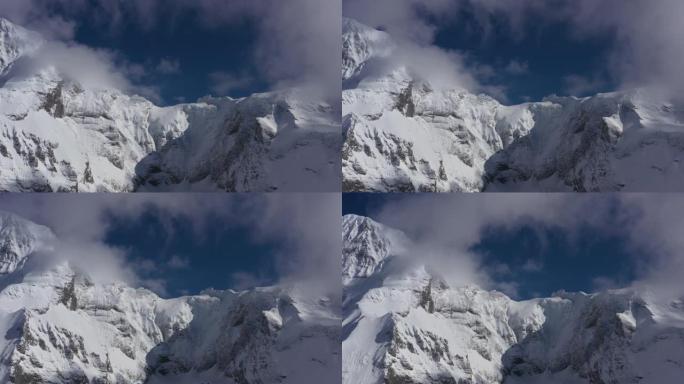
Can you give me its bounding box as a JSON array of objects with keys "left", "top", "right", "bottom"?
[
  {"left": 342, "top": 214, "right": 684, "bottom": 384},
  {"left": 342, "top": 18, "right": 684, "bottom": 192},
  {"left": 0, "top": 18, "right": 340, "bottom": 192},
  {"left": 0, "top": 210, "right": 341, "bottom": 383}
]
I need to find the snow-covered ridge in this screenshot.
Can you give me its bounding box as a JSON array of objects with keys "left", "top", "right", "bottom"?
[
  {"left": 342, "top": 18, "right": 684, "bottom": 192},
  {"left": 0, "top": 212, "right": 341, "bottom": 383},
  {"left": 0, "top": 18, "right": 340, "bottom": 192},
  {"left": 342, "top": 216, "right": 684, "bottom": 383}
]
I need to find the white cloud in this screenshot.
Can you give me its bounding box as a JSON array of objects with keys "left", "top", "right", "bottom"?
[
  {"left": 0, "top": 194, "right": 340, "bottom": 297},
  {"left": 1, "top": 0, "right": 341, "bottom": 100},
  {"left": 344, "top": 0, "right": 684, "bottom": 101},
  {"left": 373, "top": 195, "right": 630, "bottom": 295},
  {"left": 372, "top": 194, "right": 684, "bottom": 301}
]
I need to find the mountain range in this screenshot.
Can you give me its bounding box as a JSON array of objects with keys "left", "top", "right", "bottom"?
[
  {"left": 342, "top": 214, "right": 684, "bottom": 383},
  {"left": 342, "top": 18, "right": 684, "bottom": 192},
  {"left": 0, "top": 211, "right": 341, "bottom": 383},
  {"left": 0, "top": 18, "right": 340, "bottom": 192}
]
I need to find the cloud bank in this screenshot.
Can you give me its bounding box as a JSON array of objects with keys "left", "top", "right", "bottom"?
[
  {"left": 372, "top": 194, "right": 684, "bottom": 301},
  {"left": 1, "top": 0, "right": 341, "bottom": 101},
  {"left": 0, "top": 194, "right": 341, "bottom": 297},
  {"left": 344, "top": 0, "right": 684, "bottom": 101}
]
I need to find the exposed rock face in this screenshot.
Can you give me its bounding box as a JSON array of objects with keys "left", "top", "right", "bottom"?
[
  {"left": 342, "top": 215, "right": 684, "bottom": 384},
  {"left": 0, "top": 17, "right": 340, "bottom": 193},
  {"left": 342, "top": 18, "right": 684, "bottom": 192}
]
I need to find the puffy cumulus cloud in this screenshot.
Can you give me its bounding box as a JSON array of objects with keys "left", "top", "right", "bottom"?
[
  {"left": 1, "top": 0, "right": 341, "bottom": 101},
  {"left": 0, "top": 194, "right": 341, "bottom": 297},
  {"left": 344, "top": 0, "right": 684, "bottom": 100}
]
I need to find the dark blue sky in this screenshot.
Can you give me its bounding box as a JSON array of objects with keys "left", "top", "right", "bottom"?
[
  {"left": 429, "top": 7, "right": 618, "bottom": 103},
  {"left": 471, "top": 224, "right": 635, "bottom": 299},
  {"left": 71, "top": 9, "right": 267, "bottom": 105},
  {"left": 104, "top": 207, "right": 278, "bottom": 297},
  {"left": 343, "top": 194, "right": 638, "bottom": 299}
]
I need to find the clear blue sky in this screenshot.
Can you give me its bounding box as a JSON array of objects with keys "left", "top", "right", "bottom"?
[
  {"left": 104, "top": 207, "right": 278, "bottom": 297},
  {"left": 71, "top": 8, "right": 267, "bottom": 104},
  {"left": 429, "top": 7, "right": 617, "bottom": 103}
]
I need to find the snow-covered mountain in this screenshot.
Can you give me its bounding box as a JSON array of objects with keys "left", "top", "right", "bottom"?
[
  {"left": 0, "top": 17, "right": 340, "bottom": 192},
  {"left": 0, "top": 211, "right": 54, "bottom": 274},
  {"left": 342, "top": 18, "right": 684, "bottom": 192},
  {"left": 0, "top": 18, "right": 41, "bottom": 76},
  {"left": 0, "top": 212, "right": 341, "bottom": 383},
  {"left": 342, "top": 215, "right": 684, "bottom": 383},
  {"left": 342, "top": 214, "right": 409, "bottom": 283}
]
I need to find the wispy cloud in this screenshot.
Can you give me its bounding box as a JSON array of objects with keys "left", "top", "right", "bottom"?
[
  {"left": 505, "top": 60, "right": 529, "bottom": 75},
  {"left": 563, "top": 74, "right": 607, "bottom": 97},
  {"left": 1, "top": 0, "right": 341, "bottom": 99},
  {"left": 344, "top": 0, "right": 684, "bottom": 101},
  {"left": 371, "top": 194, "right": 684, "bottom": 301},
  {"left": 167, "top": 254, "right": 190, "bottom": 270},
  {"left": 156, "top": 58, "right": 181, "bottom": 75},
  {"left": 208, "top": 71, "right": 254, "bottom": 95},
  {"left": 0, "top": 194, "right": 341, "bottom": 297}
]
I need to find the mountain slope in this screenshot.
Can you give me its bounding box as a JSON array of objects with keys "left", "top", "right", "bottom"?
[
  {"left": 0, "top": 213, "right": 341, "bottom": 384},
  {"left": 342, "top": 215, "right": 684, "bottom": 384},
  {"left": 484, "top": 90, "right": 684, "bottom": 192},
  {"left": 342, "top": 18, "right": 684, "bottom": 192},
  {"left": 0, "top": 18, "right": 340, "bottom": 192}
]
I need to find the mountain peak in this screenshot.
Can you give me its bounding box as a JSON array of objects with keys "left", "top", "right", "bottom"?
[
  {"left": 0, "top": 211, "right": 54, "bottom": 275},
  {"left": 0, "top": 17, "right": 42, "bottom": 75},
  {"left": 342, "top": 17, "right": 394, "bottom": 81},
  {"left": 342, "top": 214, "right": 408, "bottom": 281}
]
